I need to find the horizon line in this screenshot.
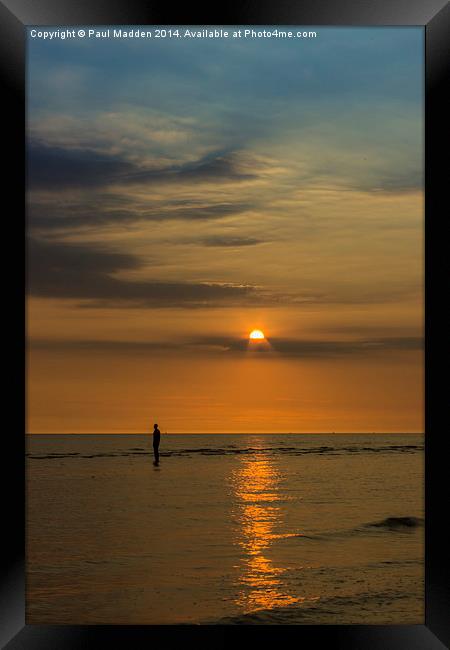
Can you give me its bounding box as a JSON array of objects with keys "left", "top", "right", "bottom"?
[{"left": 26, "top": 431, "right": 424, "bottom": 435}]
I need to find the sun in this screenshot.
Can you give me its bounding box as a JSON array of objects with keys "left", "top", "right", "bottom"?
[{"left": 249, "top": 329, "right": 265, "bottom": 340}]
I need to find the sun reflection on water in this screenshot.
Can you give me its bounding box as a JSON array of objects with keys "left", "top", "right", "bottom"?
[{"left": 230, "top": 449, "right": 301, "bottom": 612}]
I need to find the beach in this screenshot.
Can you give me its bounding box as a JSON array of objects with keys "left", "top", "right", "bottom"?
[{"left": 26, "top": 434, "right": 424, "bottom": 625}]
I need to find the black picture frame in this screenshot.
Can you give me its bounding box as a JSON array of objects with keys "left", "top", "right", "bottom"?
[{"left": 2, "top": 0, "right": 449, "bottom": 647}]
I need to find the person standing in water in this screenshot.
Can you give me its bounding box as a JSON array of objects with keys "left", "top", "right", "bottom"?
[{"left": 152, "top": 423, "right": 161, "bottom": 465}]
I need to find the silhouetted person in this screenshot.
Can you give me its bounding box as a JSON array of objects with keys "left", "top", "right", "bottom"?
[{"left": 152, "top": 423, "right": 161, "bottom": 465}]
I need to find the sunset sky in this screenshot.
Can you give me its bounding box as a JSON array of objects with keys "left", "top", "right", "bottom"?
[{"left": 26, "top": 27, "right": 424, "bottom": 433}]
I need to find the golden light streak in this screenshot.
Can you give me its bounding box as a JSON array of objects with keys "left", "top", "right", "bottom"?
[{"left": 230, "top": 449, "right": 300, "bottom": 612}]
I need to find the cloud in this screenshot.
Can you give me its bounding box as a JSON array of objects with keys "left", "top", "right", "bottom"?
[
  {"left": 28, "top": 200, "right": 252, "bottom": 233},
  {"left": 27, "top": 140, "right": 257, "bottom": 191},
  {"left": 27, "top": 141, "right": 135, "bottom": 190},
  {"left": 26, "top": 235, "right": 419, "bottom": 309},
  {"left": 125, "top": 149, "right": 257, "bottom": 186},
  {"left": 27, "top": 236, "right": 259, "bottom": 307},
  {"left": 199, "top": 236, "right": 265, "bottom": 247},
  {"left": 262, "top": 336, "right": 423, "bottom": 356},
  {"left": 366, "top": 169, "right": 423, "bottom": 194},
  {"left": 30, "top": 335, "right": 423, "bottom": 358},
  {"left": 309, "top": 159, "right": 423, "bottom": 194},
  {"left": 186, "top": 335, "right": 423, "bottom": 356}
]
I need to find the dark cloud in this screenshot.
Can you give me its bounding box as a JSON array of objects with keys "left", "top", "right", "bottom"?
[
  {"left": 160, "top": 204, "right": 251, "bottom": 221},
  {"left": 28, "top": 201, "right": 252, "bottom": 233},
  {"left": 264, "top": 336, "right": 423, "bottom": 356},
  {"left": 189, "top": 336, "right": 423, "bottom": 356},
  {"left": 31, "top": 335, "right": 423, "bottom": 357},
  {"left": 309, "top": 159, "right": 423, "bottom": 194},
  {"left": 26, "top": 232, "right": 419, "bottom": 310},
  {"left": 314, "top": 324, "right": 423, "bottom": 337},
  {"left": 27, "top": 141, "right": 136, "bottom": 190},
  {"left": 125, "top": 149, "right": 256, "bottom": 186},
  {"left": 26, "top": 236, "right": 258, "bottom": 307},
  {"left": 30, "top": 339, "right": 181, "bottom": 352},
  {"left": 26, "top": 236, "right": 419, "bottom": 309},
  {"left": 368, "top": 170, "right": 423, "bottom": 194},
  {"left": 199, "top": 236, "right": 265, "bottom": 247},
  {"left": 27, "top": 140, "right": 256, "bottom": 191}
]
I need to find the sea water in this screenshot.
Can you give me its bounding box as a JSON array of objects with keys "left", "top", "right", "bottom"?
[{"left": 26, "top": 434, "right": 424, "bottom": 624}]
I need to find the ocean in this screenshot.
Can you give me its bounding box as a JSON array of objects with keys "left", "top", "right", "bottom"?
[{"left": 26, "top": 434, "right": 424, "bottom": 624}]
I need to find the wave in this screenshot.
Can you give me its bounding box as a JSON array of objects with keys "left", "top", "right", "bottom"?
[
  {"left": 278, "top": 516, "right": 424, "bottom": 543},
  {"left": 26, "top": 443, "right": 423, "bottom": 461},
  {"left": 204, "top": 589, "right": 416, "bottom": 625},
  {"left": 364, "top": 516, "right": 424, "bottom": 530}
]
